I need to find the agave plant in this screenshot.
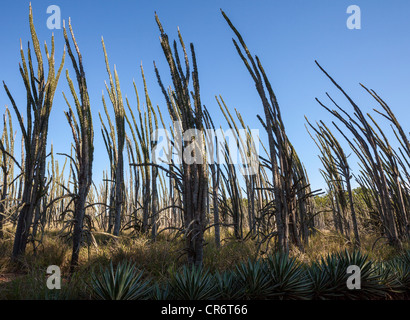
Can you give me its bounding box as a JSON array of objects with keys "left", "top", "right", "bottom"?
[
  {"left": 308, "top": 250, "right": 387, "bottom": 300},
  {"left": 307, "top": 261, "right": 337, "bottom": 300},
  {"left": 375, "top": 261, "right": 404, "bottom": 299},
  {"left": 265, "top": 253, "right": 311, "bottom": 300},
  {"left": 90, "top": 260, "right": 151, "bottom": 300},
  {"left": 399, "top": 250, "right": 410, "bottom": 265},
  {"left": 382, "top": 250, "right": 410, "bottom": 297},
  {"left": 169, "top": 265, "right": 217, "bottom": 300},
  {"left": 235, "top": 258, "right": 271, "bottom": 299},
  {"left": 342, "top": 250, "right": 388, "bottom": 299},
  {"left": 391, "top": 259, "right": 410, "bottom": 294},
  {"left": 150, "top": 282, "right": 171, "bottom": 300},
  {"left": 214, "top": 270, "right": 243, "bottom": 300}
]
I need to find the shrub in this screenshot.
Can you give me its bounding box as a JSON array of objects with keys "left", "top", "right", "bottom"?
[
  {"left": 307, "top": 250, "right": 387, "bottom": 300},
  {"left": 214, "top": 269, "right": 242, "bottom": 300},
  {"left": 89, "top": 260, "right": 151, "bottom": 300},
  {"left": 169, "top": 265, "right": 217, "bottom": 300},
  {"left": 265, "top": 253, "right": 310, "bottom": 300},
  {"left": 235, "top": 259, "right": 271, "bottom": 299}
]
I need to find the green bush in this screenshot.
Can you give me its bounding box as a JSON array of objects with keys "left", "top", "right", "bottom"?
[
  {"left": 214, "top": 269, "right": 243, "bottom": 300},
  {"left": 235, "top": 258, "right": 271, "bottom": 299},
  {"left": 307, "top": 250, "right": 388, "bottom": 300},
  {"left": 265, "top": 253, "right": 311, "bottom": 300},
  {"left": 89, "top": 260, "right": 151, "bottom": 300},
  {"left": 169, "top": 265, "right": 217, "bottom": 300}
]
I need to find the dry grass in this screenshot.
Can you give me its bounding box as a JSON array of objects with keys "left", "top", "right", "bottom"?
[
  {"left": 293, "top": 229, "right": 406, "bottom": 264},
  {"left": 0, "top": 227, "right": 408, "bottom": 299}
]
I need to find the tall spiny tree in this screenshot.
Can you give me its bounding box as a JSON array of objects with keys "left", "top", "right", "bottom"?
[
  {"left": 306, "top": 118, "right": 361, "bottom": 247},
  {"left": 315, "top": 61, "right": 405, "bottom": 247},
  {"left": 203, "top": 106, "right": 221, "bottom": 247},
  {"left": 154, "top": 13, "right": 208, "bottom": 266},
  {"left": 101, "top": 38, "right": 125, "bottom": 237},
  {"left": 0, "top": 107, "right": 15, "bottom": 239},
  {"left": 125, "top": 67, "right": 159, "bottom": 236},
  {"left": 62, "top": 18, "right": 94, "bottom": 272},
  {"left": 222, "top": 9, "right": 315, "bottom": 252},
  {"left": 3, "top": 5, "right": 65, "bottom": 259}
]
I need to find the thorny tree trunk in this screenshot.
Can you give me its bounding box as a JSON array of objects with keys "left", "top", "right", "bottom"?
[
  {"left": 222, "top": 10, "right": 315, "bottom": 252},
  {"left": 154, "top": 14, "right": 208, "bottom": 266},
  {"left": 113, "top": 157, "right": 124, "bottom": 236},
  {"left": 151, "top": 166, "right": 158, "bottom": 240},
  {"left": 63, "top": 19, "right": 94, "bottom": 272},
  {"left": 0, "top": 109, "right": 13, "bottom": 239},
  {"left": 0, "top": 164, "right": 8, "bottom": 239},
  {"left": 346, "top": 176, "right": 361, "bottom": 247},
  {"left": 315, "top": 61, "right": 402, "bottom": 248},
  {"left": 100, "top": 38, "right": 126, "bottom": 238},
  {"left": 211, "top": 164, "right": 220, "bottom": 247},
  {"left": 5, "top": 5, "right": 65, "bottom": 260}
]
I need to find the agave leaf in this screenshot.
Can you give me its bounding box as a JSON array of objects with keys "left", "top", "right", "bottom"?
[
  {"left": 235, "top": 259, "right": 271, "bottom": 299},
  {"left": 265, "top": 253, "right": 311, "bottom": 300},
  {"left": 170, "top": 265, "right": 217, "bottom": 300},
  {"left": 89, "top": 260, "right": 151, "bottom": 300}
]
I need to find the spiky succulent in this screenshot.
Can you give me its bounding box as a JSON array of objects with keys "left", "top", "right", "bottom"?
[
  {"left": 150, "top": 282, "right": 171, "bottom": 300},
  {"left": 235, "top": 258, "right": 271, "bottom": 299},
  {"left": 307, "top": 250, "right": 388, "bottom": 300},
  {"left": 380, "top": 250, "right": 410, "bottom": 297},
  {"left": 390, "top": 258, "right": 410, "bottom": 293},
  {"left": 90, "top": 260, "right": 151, "bottom": 300},
  {"left": 169, "top": 265, "right": 217, "bottom": 300},
  {"left": 398, "top": 249, "right": 410, "bottom": 265},
  {"left": 214, "top": 269, "right": 243, "bottom": 300},
  {"left": 342, "top": 250, "right": 388, "bottom": 299},
  {"left": 265, "top": 253, "right": 311, "bottom": 300}
]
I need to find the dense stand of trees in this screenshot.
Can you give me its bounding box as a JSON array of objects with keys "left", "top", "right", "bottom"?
[{"left": 0, "top": 6, "right": 409, "bottom": 272}]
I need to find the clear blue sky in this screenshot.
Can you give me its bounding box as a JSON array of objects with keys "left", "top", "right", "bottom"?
[{"left": 1, "top": 0, "right": 409, "bottom": 192}]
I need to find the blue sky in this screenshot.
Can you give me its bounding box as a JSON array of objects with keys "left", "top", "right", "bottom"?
[{"left": 1, "top": 1, "right": 409, "bottom": 192}]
